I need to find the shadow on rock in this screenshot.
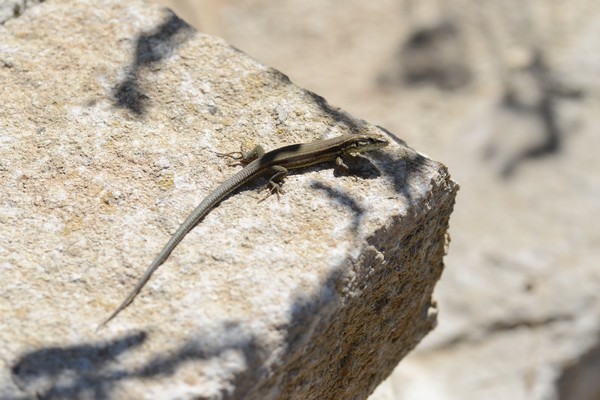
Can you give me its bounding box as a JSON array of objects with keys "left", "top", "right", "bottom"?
[{"left": 112, "top": 11, "right": 195, "bottom": 115}]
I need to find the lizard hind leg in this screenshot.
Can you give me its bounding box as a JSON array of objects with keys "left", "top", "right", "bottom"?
[
  {"left": 258, "top": 165, "right": 288, "bottom": 202},
  {"left": 216, "top": 144, "right": 265, "bottom": 167}
]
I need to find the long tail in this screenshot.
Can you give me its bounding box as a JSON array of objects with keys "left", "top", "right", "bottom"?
[
  {"left": 97, "top": 163, "right": 261, "bottom": 329},
  {"left": 97, "top": 217, "right": 200, "bottom": 329}
]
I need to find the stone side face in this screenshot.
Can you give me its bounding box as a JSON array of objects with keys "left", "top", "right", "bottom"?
[
  {"left": 0, "top": 1, "right": 457, "bottom": 399},
  {"left": 256, "top": 168, "right": 456, "bottom": 400}
]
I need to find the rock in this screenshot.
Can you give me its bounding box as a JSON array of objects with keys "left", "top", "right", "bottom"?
[{"left": 0, "top": 1, "right": 458, "bottom": 399}]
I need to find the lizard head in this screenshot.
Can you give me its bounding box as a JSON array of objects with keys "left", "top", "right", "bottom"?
[{"left": 344, "top": 134, "right": 389, "bottom": 155}]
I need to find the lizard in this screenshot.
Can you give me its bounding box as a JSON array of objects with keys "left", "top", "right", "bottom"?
[{"left": 99, "top": 133, "right": 389, "bottom": 327}]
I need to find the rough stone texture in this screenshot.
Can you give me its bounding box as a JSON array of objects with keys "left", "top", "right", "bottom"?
[
  {"left": 0, "top": 1, "right": 457, "bottom": 399},
  {"left": 151, "top": 0, "right": 600, "bottom": 399}
]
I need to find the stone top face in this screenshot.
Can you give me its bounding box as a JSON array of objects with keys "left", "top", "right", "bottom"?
[{"left": 0, "top": 1, "right": 457, "bottom": 399}]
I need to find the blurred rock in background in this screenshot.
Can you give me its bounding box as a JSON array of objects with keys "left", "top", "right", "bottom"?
[
  {"left": 378, "top": 20, "right": 472, "bottom": 91},
  {"left": 150, "top": 1, "right": 600, "bottom": 399}
]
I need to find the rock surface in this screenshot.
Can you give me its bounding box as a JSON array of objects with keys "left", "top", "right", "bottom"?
[
  {"left": 152, "top": 0, "right": 600, "bottom": 399},
  {"left": 0, "top": 1, "right": 457, "bottom": 399}
]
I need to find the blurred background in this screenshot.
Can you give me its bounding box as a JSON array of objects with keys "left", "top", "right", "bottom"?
[{"left": 149, "top": 1, "right": 600, "bottom": 399}]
